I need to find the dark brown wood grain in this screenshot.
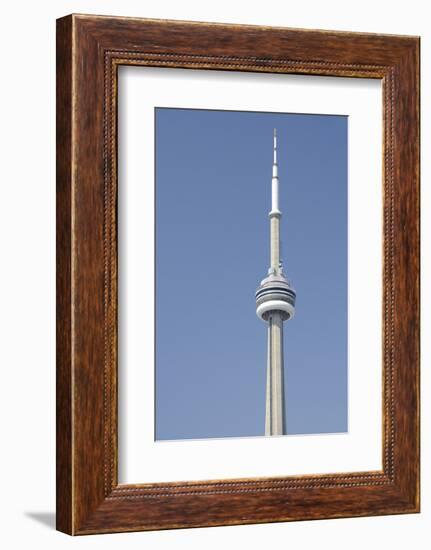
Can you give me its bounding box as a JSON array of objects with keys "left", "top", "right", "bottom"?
[
  {"left": 56, "top": 14, "right": 420, "bottom": 535},
  {"left": 56, "top": 15, "right": 73, "bottom": 535}
]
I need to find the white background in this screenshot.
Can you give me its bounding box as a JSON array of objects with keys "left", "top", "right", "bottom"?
[
  {"left": 0, "top": 1, "right": 428, "bottom": 548},
  {"left": 118, "top": 67, "right": 382, "bottom": 483}
]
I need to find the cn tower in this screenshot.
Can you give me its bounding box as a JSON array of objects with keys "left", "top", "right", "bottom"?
[{"left": 255, "top": 129, "right": 296, "bottom": 436}]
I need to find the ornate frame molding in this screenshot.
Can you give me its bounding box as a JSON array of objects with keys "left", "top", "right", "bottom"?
[{"left": 57, "top": 15, "right": 419, "bottom": 534}]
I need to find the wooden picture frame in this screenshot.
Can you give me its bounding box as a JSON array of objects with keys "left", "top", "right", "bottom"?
[{"left": 56, "top": 14, "right": 420, "bottom": 535}]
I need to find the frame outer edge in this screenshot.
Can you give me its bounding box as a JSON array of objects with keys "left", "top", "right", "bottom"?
[
  {"left": 56, "top": 14, "right": 74, "bottom": 535},
  {"left": 392, "top": 39, "right": 420, "bottom": 510}
]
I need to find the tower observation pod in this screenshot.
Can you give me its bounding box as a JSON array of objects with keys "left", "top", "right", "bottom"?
[{"left": 255, "top": 129, "right": 296, "bottom": 436}]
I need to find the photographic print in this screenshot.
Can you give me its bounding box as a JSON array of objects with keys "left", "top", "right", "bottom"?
[{"left": 155, "top": 107, "right": 348, "bottom": 441}]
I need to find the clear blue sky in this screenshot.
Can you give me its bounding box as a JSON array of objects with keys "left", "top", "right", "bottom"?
[{"left": 155, "top": 107, "right": 347, "bottom": 440}]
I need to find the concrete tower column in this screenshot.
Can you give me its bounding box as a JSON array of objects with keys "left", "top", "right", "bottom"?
[
  {"left": 270, "top": 214, "right": 281, "bottom": 273},
  {"left": 265, "top": 312, "right": 286, "bottom": 435},
  {"left": 265, "top": 325, "right": 271, "bottom": 435}
]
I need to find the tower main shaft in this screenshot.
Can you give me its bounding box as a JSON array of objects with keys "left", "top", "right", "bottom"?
[
  {"left": 255, "top": 129, "right": 296, "bottom": 436},
  {"left": 265, "top": 312, "right": 286, "bottom": 435}
]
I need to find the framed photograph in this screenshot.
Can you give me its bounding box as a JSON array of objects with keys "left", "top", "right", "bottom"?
[{"left": 56, "top": 14, "right": 420, "bottom": 534}]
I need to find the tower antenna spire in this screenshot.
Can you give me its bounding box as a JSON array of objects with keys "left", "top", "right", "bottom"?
[{"left": 270, "top": 128, "right": 280, "bottom": 220}]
